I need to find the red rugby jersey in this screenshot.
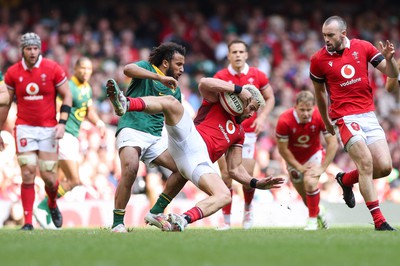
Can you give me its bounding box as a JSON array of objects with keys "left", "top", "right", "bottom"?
[
  {"left": 310, "top": 38, "right": 383, "bottom": 119},
  {"left": 5, "top": 56, "right": 67, "bottom": 126},
  {"left": 194, "top": 100, "right": 245, "bottom": 162},
  {"left": 275, "top": 107, "right": 326, "bottom": 164}
]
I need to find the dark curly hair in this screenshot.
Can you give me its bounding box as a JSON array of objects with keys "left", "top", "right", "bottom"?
[{"left": 148, "top": 42, "right": 186, "bottom": 66}]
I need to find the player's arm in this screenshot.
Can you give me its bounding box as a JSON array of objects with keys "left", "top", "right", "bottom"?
[
  {"left": 87, "top": 104, "right": 106, "bottom": 138},
  {"left": 0, "top": 81, "right": 9, "bottom": 106},
  {"left": 276, "top": 139, "right": 306, "bottom": 174},
  {"left": 123, "top": 63, "right": 178, "bottom": 90},
  {"left": 385, "top": 59, "right": 400, "bottom": 93},
  {"left": 198, "top": 77, "right": 251, "bottom": 104},
  {"left": 55, "top": 81, "right": 72, "bottom": 139},
  {"left": 0, "top": 88, "right": 14, "bottom": 151},
  {"left": 376, "top": 40, "right": 399, "bottom": 78},
  {"left": 321, "top": 133, "right": 338, "bottom": 171},
  {"left": 253, "top": 84, "right": 275, "bottom": 134},
  {"left": 312, "top": 81, "right": 334, "bottom": 135},
  {"left": 225, "top": 145, "right": 284, "bottom": 190}
]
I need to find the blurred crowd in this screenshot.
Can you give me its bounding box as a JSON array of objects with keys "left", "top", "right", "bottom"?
[{"left": 2, "top": 0, "right": 400, "bottom": 220}]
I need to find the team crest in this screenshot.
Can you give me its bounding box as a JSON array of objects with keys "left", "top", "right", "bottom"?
[
  {"left": 41, "top": 73, "right": 47, "bottom": 82},
  {"left": 248, "top": 77, "right": 255, "bottom": 84},
  {"left": 351, "top": 122, "right": 360, "bottom": 131},
  {"left": 352, "top": 51, "right": 359, "bottom": 62},
  {"left": 20, "top": 138, "right": 27, "bottom": 147}
]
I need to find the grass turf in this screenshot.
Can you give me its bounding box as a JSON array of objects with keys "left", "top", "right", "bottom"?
[{"left": 0, "top": 226, "right": 398, "bottom": 266}]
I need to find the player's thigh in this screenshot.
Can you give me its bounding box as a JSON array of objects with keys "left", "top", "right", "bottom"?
[{"left": 368, "top": 139, "right": 392, "bottom": 177}]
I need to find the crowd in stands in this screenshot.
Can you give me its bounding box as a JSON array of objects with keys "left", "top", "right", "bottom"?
[{"left": 2, "top": 0, "right": 400, "bottom": 219}]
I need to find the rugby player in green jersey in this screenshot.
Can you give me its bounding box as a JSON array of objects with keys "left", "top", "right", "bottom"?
[
  {"left": 34, "top": 57, "right": 106, "bottom": 229},
  {"left": 106, "top": 42, "right": 186, "bottom": 232}
]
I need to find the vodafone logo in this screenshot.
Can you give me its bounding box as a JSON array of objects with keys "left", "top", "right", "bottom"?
[
  {"left": 341, "top": 65, "right": 355, "bottom": 79},
  {"left": 26, "top": 82, "right": 39, "bottom": 95},
  {"left": 226, "top": 120, "right": 235, "bottom": 134}
]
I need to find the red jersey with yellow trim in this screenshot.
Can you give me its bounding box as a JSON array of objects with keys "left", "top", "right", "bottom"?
[
  {"left": 5, "top": 56, "right": 67, "bottom": 127},
  {"left": 310, "top": 38, "right": 383, "bottom": 119},
  {"left": 275, "top": 107, "right": 327, "bottom": 164},
  {"left": 214, "top": 64, "right": 269, "bottom": 132},
  {"left": 194, "top": 99, "right": 245, "bottom": 162}
]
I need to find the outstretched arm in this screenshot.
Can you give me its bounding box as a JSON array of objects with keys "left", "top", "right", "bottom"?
[
  {"left": 225, "top": 145, "right": 284, "bottom": 190},
  {"left": 123, "top": 63, "right": 178, "bottom": 90}
]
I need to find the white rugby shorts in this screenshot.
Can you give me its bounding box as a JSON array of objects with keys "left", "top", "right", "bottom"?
[
  {"left": 165, "top": 110, "right": 218, "bottom": 186},
  {"left": 15, "top": 125, "right": 58, "bottom": 153},
  {"left": 116, "top": 127, "right": 168, "bottom": 166}
]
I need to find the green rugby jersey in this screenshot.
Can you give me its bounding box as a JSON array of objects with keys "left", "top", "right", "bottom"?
[
  {"left": 116, "top": 61, "right": 182, "bottom": 137},
  {"left": 65, "top": 76, "right": 93, "bottom": 137}
]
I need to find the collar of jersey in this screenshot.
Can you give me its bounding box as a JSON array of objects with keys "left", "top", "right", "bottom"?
[
  {"left": 22, "top": 54, "right": 43, "bottom": 70},
  {"left": 228, "top": 63, "right": 249, "bottom": 76},
  {"left": 326, "top": 36, "right": 350, "bottom": 55},
  {"left": 71, "top": 75, "right": 87, "bottom": 88},
  {"left": 152, "top": 64, "right": 165, "bottom": 76}
]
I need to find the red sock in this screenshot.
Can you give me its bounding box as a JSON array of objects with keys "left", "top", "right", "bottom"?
[
  {"left": 243, "top": 187, "right": 255, "bottom": 211},
  {"left": 221, "top": 188, "right": 233, "bottom": 215},
  {"left": 127, "top": 97, "right": 145, "bottom": 112},
  {"left": 184, "top": 207, "right": 204, "bottom": 224},
  {"left": 45, "top": 180, "right": 59, "bottom": 209},
  {"left": 306, "top": 189, "right": 320, "bottom": 218},
  {"left": 21, "top": 183, "right": 35, "bottom": 225},
  {"left": 342, "top": 170, "right": 359, "bottom": 187},
  {"left": 366, "top": 200, "right": 386, "bottom": 228}
]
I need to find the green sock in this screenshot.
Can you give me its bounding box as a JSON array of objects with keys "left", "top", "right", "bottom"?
[
  {"left": 112, "top": 209, "right": 125, "bottom": 228},
  {"left": 150, "top": 193, "right": 172, "bottom": 214}
]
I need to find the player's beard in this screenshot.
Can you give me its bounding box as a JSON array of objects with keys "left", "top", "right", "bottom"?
[{"left": 166, "top": 67, "right": 179, "bottom": 80}]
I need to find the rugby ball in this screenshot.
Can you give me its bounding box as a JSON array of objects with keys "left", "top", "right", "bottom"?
[{"left": 219, "top": 92, "right": 244, "bottom": 116}]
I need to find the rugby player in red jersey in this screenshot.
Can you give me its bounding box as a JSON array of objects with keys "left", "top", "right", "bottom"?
[
  {"left": 310, "top": 16, "right": 398, "bottom": 230},
  {"left": 107, "top": 77, "right": 284, "bottom": 231},
  {"left": 214, "top": 39, "right": 275, "bottom": 229},
  {"left": 276, "top": 91, "right": 337, "bottom": 230},
  {"left": 0, "top": 33, "right": 72, "bottom": 230}
]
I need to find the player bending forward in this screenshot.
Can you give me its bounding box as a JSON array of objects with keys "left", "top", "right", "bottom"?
[{"left": 107, "top": 77, "right": 284, "bottom": 231}]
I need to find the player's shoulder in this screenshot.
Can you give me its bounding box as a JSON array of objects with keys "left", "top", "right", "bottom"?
[
  {"left": 311, "top": 47, "right": 327, "bottom": 60},
  {"left": 278, "top": 108, "right": 294, "bottom": 121}
]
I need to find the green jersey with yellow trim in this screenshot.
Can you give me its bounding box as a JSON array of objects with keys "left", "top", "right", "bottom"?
[
  {"left": 65, "top": 76, "right": 93, "bottom": 137},
  {"left": 116, "top": 61, "right": 181, "bottom": 137}
]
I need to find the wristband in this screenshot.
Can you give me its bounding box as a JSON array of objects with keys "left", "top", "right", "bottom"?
[
  {"left": 234, "top": 85, "right": 242, "bottom": 94},
  {"left": 60, "top": 104, "right": 71, "bottom": 114},
  {"left": 59, "top": 119, "right": 67, "bottom": 125},
  {"left": 250, "top": 178, "right": 258, "bottom": 188}
]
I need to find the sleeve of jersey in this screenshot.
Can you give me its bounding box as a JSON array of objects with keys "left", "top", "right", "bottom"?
[
  {"left": 309, "top": 55, "right": 325, "bottom": 83},
  {"left": 364, "top": 41, "right": 384, "bottom": 67},
  {"left": 258, "top": 70, "right": 269, "bottom": 89},
  {"left": 54, "top": 64, "right": 68, "bottom": 87},
  {"left": 275, "top": 117, "right": 289, "bottom": 141},
  {"left": 3, "top": 70, "right": 14, "bottom": 90}
]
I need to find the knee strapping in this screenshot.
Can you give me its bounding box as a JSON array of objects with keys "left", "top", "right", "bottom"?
[
  {"left": 39, "top": 160, "right": 58, "bottom": 173},
  {"left": 17, "top": 153, "right": 37, "bottom": 166}
]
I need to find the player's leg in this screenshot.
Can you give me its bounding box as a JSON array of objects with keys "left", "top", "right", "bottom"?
[
  {"left": 18, "top": 152, "right": 38, "bottom": 230},
  {"left": 112, "top": 146, "right": 141, "bottom": 232},
  {"left": 241, "top": 158, "right": 256, "bottom": 229},
  {"left": 303, "top": 164, "right": 321, "bottom": 230},
  {"left": 168, "top": 171, "right": 231, "bottom": 232},
  {"left": 38, "top": 150, "right": 62, "bottom": 228},
  {"left": 15, "top": 125, "right": 40, "bottom": 230},
  {"left": 217, "top": 155, "right": 233, "bottom": 230}
]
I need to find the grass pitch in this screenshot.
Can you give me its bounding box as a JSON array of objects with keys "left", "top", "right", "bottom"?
[{"left": 0, "top": 226, "right": 398, "bottom": 266}]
